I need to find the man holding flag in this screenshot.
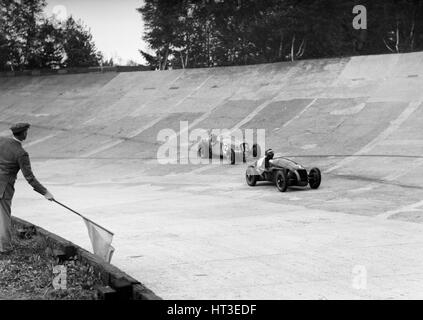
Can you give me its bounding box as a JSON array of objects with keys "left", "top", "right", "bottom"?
[
  {"left": 0, "top": 123, "right": 54, "bottom": 254},
  {"left": 1, "top": 122, "right": 114, "bottom": 262}
]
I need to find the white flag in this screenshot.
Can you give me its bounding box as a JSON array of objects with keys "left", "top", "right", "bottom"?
[{"left": 83, "top": 219, "right": 115, "bottom": 263}]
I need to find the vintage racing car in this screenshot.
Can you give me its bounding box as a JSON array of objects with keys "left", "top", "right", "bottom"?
[
  {"left": 198, "top": 134, "right": 261, "bottom": 165},
  {"left": 245, "top": 154, "right": 321, "bottom": 192}
]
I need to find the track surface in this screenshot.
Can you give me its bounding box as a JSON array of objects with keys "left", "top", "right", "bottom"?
[{"left": 1, "top": 52, "right": 423, "bottom": 299}]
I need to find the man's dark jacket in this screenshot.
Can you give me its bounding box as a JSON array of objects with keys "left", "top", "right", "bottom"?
[{"left": 0, "top": 136, "right": 47, "bottom": 200}]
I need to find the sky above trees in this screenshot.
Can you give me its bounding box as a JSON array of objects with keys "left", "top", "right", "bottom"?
[{"left": 44, "top": 0, "right": 147, "bottom": 65}]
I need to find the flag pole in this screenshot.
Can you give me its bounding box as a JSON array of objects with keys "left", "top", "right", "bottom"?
[{"left": 53, "top": 199, "right": 114, "bottom": 235}]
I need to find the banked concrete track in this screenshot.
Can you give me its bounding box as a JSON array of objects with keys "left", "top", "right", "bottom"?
[{"left": 1, "top": 52, "right": 423, "bottom": 299}]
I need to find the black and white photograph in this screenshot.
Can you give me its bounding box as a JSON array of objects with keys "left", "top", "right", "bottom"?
[{"left": 1, "top": 0, "right": 423, "bottom": 310}]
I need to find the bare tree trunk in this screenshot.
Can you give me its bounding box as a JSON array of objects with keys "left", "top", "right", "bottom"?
[
  {"left": 207, "top": 27, "right": 211, "bottom": 67},
  {"left": 296, "top": 38, "right": 306, "bottom": 58},
  {"left": 395, "top": 22, "right": 400, "bottom": 53},
  {"left": 163, "top": 49, "right": 169, "bottom": 70},
  {"left": 180, "top": 51, "right": 185, "bottom": 69},
  {"left": 409, "top": 12, "right": 415, "bottom": 51},
  {"left": 9, "top": 56, "right": 14, "bottom": 72},
  {"left": 278, "top": 32, "right": 284, "bottom": 59},
  {"left": 290, "top": 35, "right": 295, "bottom": 62},
  {"left": 157, "top": 51, "right": 162, "bottom": 70},
  {"left": 185, "top": 48, "right": 189, "bottom": 68},
  {"left": 203, "top": 21, "right": 211, "bottom": 67},
  {"left": 207, "top": 35, "right": 211, "bottom": 67},
  {"left": 383, "top": 20, "right": 401, "bottom": 54},
  {"left": 161, "top": 46, "right": 169, "bottom": 70},
  {"left": 383, "top": 38, "right": 396, "bottom": 53}
]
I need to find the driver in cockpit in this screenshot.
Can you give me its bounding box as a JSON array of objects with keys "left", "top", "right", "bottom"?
[{"left": 257, "top": 149, "right": 274, "bottom": 174}]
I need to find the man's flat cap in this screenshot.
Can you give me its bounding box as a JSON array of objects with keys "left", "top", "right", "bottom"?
[{"left": 10, "top": 123, "right": 31, "bottom": 134}]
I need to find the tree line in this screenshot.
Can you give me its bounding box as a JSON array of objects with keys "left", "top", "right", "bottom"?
[
  {"left": 2, "top": 0, "right": 422, "bottom": 72},
  {"left": 138, "top": 0, "right": 423, "bottom": 70},
  {"left": 0, "top": 0, "right": 102, "bottom": 71}
]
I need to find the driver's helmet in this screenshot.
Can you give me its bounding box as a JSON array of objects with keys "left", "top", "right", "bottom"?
[{"left": 265, "top": 149, "right": 274, "bottom": 159}]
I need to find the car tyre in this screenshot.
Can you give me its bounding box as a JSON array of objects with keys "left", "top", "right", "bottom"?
[
  {"left": 275, "top": 170, "right": 288, "bottom": 192},
  {"left": 308, "top": 167, "right": 321, "bottom": 189},
  {"left": 245, "top": 167, "right": 257, "bottom": 186}
]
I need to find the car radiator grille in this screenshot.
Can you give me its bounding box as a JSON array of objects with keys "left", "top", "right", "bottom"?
[{"left": 297, "top": 169, "right": 308, "bottom": 181}]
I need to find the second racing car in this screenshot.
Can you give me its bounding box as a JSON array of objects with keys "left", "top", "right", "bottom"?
[{"left": 198, "top": 133, "right": 261, "bottom": 165}]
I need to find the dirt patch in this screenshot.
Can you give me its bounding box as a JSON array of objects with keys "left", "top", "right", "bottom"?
[{"left": 0, "top": 228, "right": 103, "bottom": 300}]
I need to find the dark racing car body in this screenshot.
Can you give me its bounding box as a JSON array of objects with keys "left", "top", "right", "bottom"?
[{"left": 245, "top": 154, "right": 321, "bottom": 192}]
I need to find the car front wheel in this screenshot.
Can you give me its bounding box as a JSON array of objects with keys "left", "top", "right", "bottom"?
[
  {"left": 308, "top": 167, "right": 321, "bottom": 189},
  {"left": 245, "top": 167, "right": 257, "bottom": 186},
  {"left": 275, "top": 170, "right": 288, "bottom": 192}
]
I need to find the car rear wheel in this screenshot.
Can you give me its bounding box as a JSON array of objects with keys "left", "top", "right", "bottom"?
[
  {"left": 308, "top": 167, "right": 321, "bottom": 189},
  {"left": 275, "top": 170, "right": 288, "bottom": 192},
  {"left": 245, "top": 167, "right": 257, "bottom": 186}
]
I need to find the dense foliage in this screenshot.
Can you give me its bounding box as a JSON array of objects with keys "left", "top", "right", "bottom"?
[
  {"left": 0, "top": 0, "right": 102, "bottom": 71},
  {"left": 138, "top": 0, "right": 423, "bottom": 69}
]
